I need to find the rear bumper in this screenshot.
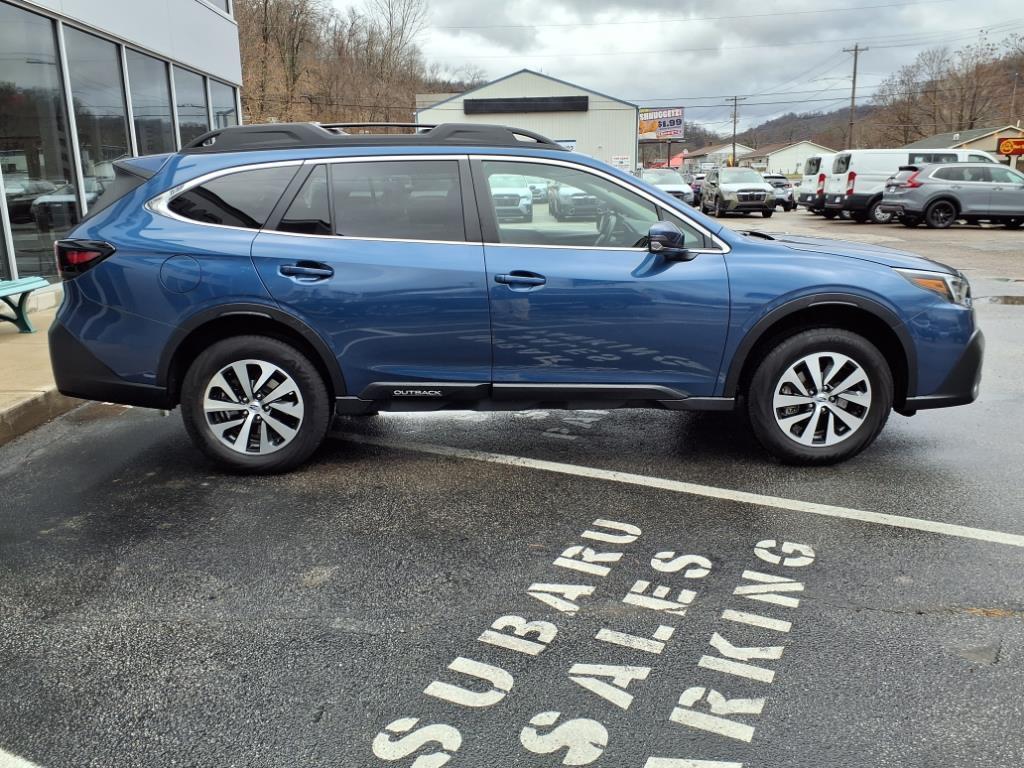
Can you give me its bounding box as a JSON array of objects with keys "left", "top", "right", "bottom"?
[
  {"left": 824, "top": 192, "right": 873, "bottom": 211},
  {"left": 48, "top": 320, "right": 172, "bottom": 409},
  {"left": 900, "top": 328, "right": 984, "bottom": 413},
  {"left": 799, "top": 191, "right": 825, "bottom": 209},
  {"left": 878, "top": 199, "right": 923, "bottom": 216}
]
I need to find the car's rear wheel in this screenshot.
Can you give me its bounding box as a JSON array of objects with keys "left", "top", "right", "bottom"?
[
  {"left": 925, "top": 199, "right": 957, "bottom": 229},
  {"left": 181, "top": 335, "right": 330, "bottom": 473},
  {"left": 868, "top": 200, "right": 893, "bottom": 224},
  {"left": 747, "top": 329, "right": 892, "bottom": 465},
  {"left": 822, "top": 209, "right": 838, "bottom": 219}
]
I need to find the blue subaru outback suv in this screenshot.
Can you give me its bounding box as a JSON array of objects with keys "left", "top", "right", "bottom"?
[{"left": 49, "top": 122, "right": 983, "bottom": 472}]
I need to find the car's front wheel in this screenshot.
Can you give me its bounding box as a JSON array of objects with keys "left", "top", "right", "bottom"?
[
  {"left": 747, "top": 329, "right": 893, "bottom": 465},
  {"left": 762, "top": 209, "right": 774, "bottom": 218},
  {"left": 181, "top": 335, "right": 331, "bottom": 473}
]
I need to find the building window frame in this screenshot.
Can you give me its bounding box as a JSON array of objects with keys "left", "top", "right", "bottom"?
[
  {"left": 55, "top": 18, "right": 89, "bottom": 218},
  {"left": 0, "top": 0, "right": 242, "bottom": 280}
]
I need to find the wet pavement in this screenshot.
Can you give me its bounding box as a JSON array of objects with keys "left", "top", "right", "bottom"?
[{"left": 1, "top": 213, "right": 1023, "bottom": 767}]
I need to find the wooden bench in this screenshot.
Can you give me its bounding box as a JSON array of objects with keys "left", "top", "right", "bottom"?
[{"left": 0, "top": 276, "right": 50, "bottom": 333}]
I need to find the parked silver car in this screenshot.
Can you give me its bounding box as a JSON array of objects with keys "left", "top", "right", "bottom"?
[{"left": 880, "top": 162, "right": 1024, "bottom": 229}]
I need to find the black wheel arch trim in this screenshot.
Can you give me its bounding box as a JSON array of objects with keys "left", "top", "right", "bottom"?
[
  {"left": 722, "top": 292, "right": 918, "bottom": 399},
  {"left": 157, "top": 302, "right": 347, "bottom": 400}
]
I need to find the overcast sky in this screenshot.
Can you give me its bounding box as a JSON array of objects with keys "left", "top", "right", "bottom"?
[{"left": 336, "top": 0, "right": 1020, "bottom": 134}]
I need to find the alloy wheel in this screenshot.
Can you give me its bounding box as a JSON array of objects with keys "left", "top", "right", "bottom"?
[
  {"left": 202, "top": 359, "right": 305, "bottom": 455},
  {"left": 772, "top": 351, "right": 872, "bottom": 447},
  {"left": 928, "top": 201, "right": 956, "bottom": 228}
]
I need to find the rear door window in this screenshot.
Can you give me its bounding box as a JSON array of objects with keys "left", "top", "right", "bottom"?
[
  {"left": 168, "top": 165, "right": 298, "bottom": 229},
  {"left": 933, "top": 166, "right": 967, "bottom": 181},
  {"left": 804, "top": 157, "right": 821, "bottom": 175},
  {"left": 833, "top": 154, "right": 851, "bottom": 174},
  {"left": 276, "top": 165, "right": 331, "bottom": 236},
  {"left": 330, "top": 160, "right": 465, "bottom": 241}
]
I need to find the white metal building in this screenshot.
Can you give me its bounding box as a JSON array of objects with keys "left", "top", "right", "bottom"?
[
  {"left": 740, "top": 141, "right": 835, "bottom": 175},
  {"left": 0, "top": 0, "right": 242, "bottom": 288},
  {"left": 416, "top": 70, "right": 639, "bottom": 171}
]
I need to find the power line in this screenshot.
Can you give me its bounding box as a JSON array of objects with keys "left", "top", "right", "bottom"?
[{"left": 429, "top": 0, "right": 958, "bottom": 31}]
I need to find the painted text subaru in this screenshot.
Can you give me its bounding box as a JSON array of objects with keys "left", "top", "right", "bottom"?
[{"left": 50, "top": 122, "right": 983, "bottom": 472}]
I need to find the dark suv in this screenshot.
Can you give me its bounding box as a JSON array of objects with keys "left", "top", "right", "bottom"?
[{"left": 49, "top": 122, "right": 983, "bottom": 472}]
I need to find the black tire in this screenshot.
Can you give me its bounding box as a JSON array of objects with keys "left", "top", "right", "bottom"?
[
  {"left": 899, "top": 215, "right": 922, "bottom": 228},
  {"left": 524, "top": 208, "right": 534, "bottom": 223},
  {"left": 822, "top": 209, "right": 838, "bottom": 219},
  {"left": 1004, "top": 218, "right": 1023, "bottom": 229},
  {"left": 851, "top": 210, "right": 869, "bottom": 223},
  {"left": 713, "top": 198, "right": 724, "bottom": 217},
  {"left": 181, "top": 335, "right": 331, "bottom": 473},
  {"left": 747, "top": 328, "right": 893, "bottom": 465},
  {"left": 868, "top": 200, "right": 893, "bottom": 224},
  {"left": 761, "top": 209, "right": 774, "bottom": 218},
  {"left": 924, "top": 199, "right": 957, "bottom": 229}
]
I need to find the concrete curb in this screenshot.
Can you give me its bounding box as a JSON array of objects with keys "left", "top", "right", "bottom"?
[{"left": 0, "top": 388, "right": 81, "bottom": 447}]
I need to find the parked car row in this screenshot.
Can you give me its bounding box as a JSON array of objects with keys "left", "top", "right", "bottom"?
[
  {"left": 638, "top": 167, "right": 798, "bottom": 217},
  {"left": 797, "top": 148, "right": 1022, "bottom": 229}
]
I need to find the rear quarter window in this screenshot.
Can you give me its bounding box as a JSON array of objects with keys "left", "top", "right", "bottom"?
[{"left": 168, "top": 165, "right": 298, "bottom": 229}]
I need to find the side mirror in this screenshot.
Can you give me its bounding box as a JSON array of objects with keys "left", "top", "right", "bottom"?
[{"left": 648, "top": 221, "right": 695, "bottom": 262}]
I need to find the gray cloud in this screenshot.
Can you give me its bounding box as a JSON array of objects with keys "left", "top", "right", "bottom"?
[{"left": 335, "top": 0, "right": 1019, "bottom": 130}]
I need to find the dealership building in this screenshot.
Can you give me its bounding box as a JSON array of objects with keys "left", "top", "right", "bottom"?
[
  {"left": 0, "top": 0, "right": 243, "bottom": 289},
  {"left": 417, "top": 69, "right": 639, "bottom": 171}
]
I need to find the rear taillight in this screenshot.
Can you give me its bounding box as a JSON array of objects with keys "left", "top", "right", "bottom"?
[
  {"left": 55, "top": 240, "right": 115, "bottom": 280},
  {"left": 816, "top": 173, "right": 826, "bottom": 193},
  {"left": 846, "top": 171, "right": 857, "bottom": 196},
  {"left": 904, "top": 171, "right": 923, "bottom": 189}
]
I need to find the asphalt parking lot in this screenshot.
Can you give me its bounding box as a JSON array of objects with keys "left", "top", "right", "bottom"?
[{"left": 2, "top": 211, "right": 1024, "bottom": 767}]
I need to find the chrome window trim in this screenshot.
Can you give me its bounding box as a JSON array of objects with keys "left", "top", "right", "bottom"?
[
  {"left": 146, "top": 160, "right": 306, "bottom": 230},
  {"left": 147, "top": 153, "right": 730, "bottom": 253},
  {"left": 472, "top": 154, "right": 730, "bottom": 254}
]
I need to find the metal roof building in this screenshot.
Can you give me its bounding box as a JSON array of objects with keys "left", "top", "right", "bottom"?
[{"left": 416, "top": 69, "right": 639, "bottom": 171}]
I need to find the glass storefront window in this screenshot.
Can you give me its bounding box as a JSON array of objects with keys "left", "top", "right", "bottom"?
[
  {"left": 126, "top": 50, "right": 175, "bottom": 156},
  {"left": 0, "top": 3, "right": 77, "bottom": 281},
  {"left": 210, "top": 80, "right": 238, "bottom": 129},
  {"left": 64, "top": 27, "right": 131, "bottom": 198},
  {"left": 174, "top": 66, "right": 209, "bottom": 147}
]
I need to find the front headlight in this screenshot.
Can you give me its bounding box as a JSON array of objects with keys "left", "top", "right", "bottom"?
[
  {"left": 896, "top": 268, "right": 971, "bottom": 307},
  {"left": 720, "top": 189, "right": 738, "bottom": 200}
]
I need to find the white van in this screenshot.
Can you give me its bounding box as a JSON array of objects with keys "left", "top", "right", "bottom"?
[
  {"left": 823, "top": 148, "right": 998, "bottom": 223},
  {"left": 797, "top": 153, "right": 835, "bottom": 213}
]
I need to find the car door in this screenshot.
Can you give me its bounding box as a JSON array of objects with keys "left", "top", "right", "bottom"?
[
  {"left": 471, "top": 157, "right": 730, "bottom": 398},
  {"left": 251, "top": 157, "right": 492, "bottom": 398},
  {"left": 933, "top": 165, "right": 988, "bottom": 214},
  {"left": 987, "top": 165, "right": 1024, "bottom": 216}
]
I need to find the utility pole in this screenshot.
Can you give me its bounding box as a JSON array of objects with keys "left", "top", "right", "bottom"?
[
  {"left": 1010, "top": 72, "right": 1020, "bottom": 125},
  {"left": 729, "top": 95, "right": 746, "bottom": 166},
  {"left": 843, "top": 43, "right": 868, "bottom": 148}
]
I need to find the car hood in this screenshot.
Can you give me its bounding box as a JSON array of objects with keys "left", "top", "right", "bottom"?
[
  {"left": 749, "top": 232, "right": 957, "bottom": 273},
  {"left": 491, "top": 185, "right": 530, "bottom": 196},
  {"left": 720, "top": 182, "right": 773, "bottom": 192},
  {"left": 653, "top": 182, "right": 693, "bottom": 193}
]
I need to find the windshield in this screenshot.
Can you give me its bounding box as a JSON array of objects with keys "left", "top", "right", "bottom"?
[
  {"left": 644, "top": 169, "right": 684, "bottom": 184},
  {"left": 720, "top": 168, "right": 764, "bottom": 184},
  {"left": 490, "top": 174, "right": 528, "bottom": 188}
]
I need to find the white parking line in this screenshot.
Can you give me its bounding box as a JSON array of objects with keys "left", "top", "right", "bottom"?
[
  {"left": 0, "top": 748, "right": 41, "bottom": 768},
  {"left": 344, "top": 435, "right": 1024, "bottom": 549}
]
